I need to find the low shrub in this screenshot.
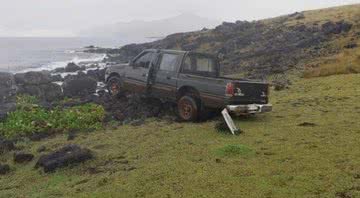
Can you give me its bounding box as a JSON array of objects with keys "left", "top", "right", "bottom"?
[{"left": 0, "top": 95, "right": 105, "bottom": 139}]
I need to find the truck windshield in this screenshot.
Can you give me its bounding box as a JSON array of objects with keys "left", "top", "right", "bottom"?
[{"left": 182, "top": 55, "right": 218, "bottom": 77}]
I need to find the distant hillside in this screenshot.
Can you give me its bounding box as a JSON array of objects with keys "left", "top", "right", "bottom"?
[
  {"left": 80, "top": 13, "right": 220, "bottom": 44},
  {"left": 99, "top": 4, "right": 360, "bottom": 79}
]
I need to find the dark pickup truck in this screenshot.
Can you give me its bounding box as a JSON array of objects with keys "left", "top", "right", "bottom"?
[{"left": 105, "top": 49, "right": 272, "bottom": 121}]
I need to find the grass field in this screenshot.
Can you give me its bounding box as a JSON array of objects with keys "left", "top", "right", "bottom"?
[{"left": 1, "top": 73, "right": 359, "bottom": 198}]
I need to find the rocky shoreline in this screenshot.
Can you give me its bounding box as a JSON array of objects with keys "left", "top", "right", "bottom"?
[
  {"left": 0, "top": 60, "right": 107, "bottom": 117},
  {"left": 0, "top": 56, "right": 178, "bottom": 125},
  {"left": 0, "top": 57, "right": 179, "bottom": 174}
]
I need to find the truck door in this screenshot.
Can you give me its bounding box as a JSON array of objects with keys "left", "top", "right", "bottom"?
[
  {"left": 151, "top": 52, "right": 182, "bottom": 101},
  {"left": 125, "top": 51, "right": 157, "bottom": 93}
]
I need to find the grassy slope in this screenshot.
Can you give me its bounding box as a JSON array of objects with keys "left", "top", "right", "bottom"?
[
  {"left": 298, "top": 5, "right": 360, "bottom": 77},
  {"left": 1, "top": 73, "right": 359, "bottom": 198},
  {"left": 116, "top": 4, "right": 360, "bottom": 78}
]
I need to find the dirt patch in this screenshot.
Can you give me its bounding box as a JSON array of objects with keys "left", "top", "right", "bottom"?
[
  {"left": 35, "top": 144, "right": 93, "bottom": 173},
  {"left": 335, "top": 190, "right": 353, "bottom": 198},
  {"left": 298, "top": 122, "right": 317, "bottom": 127}
]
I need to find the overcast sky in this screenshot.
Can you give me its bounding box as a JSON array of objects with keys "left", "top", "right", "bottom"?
[{"left": 0, "top": 0, "right": 359, "bottom": 37}]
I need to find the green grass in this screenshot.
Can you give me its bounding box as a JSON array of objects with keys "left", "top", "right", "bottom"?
[
  {"left": 0, "top": 73, "right": 359, "bottom": 197},
  {"left": 216, "top": 144, "right": 255, "bottom": 157}
]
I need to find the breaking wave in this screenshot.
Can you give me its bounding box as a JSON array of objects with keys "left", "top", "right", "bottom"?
[{"left": 18, "top": 54, "right": 106, "bottom": 73}]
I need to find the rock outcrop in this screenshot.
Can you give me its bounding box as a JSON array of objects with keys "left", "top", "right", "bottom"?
[
  {"left": 0, "top": 138, "right": 16, "bottom": 154},
  {"left": 15, "top": 71, "right": 63, "bottom": 102},
  {"left": 0, "top": 72, "right": 17, "bottom": 104},
  {"left": 65, "top": 62, "right": 82, "bottom": 73},
  {"left": 0, "top": 72, "right": 17, "bottom": 120},
  {"left": 62, "top": 75, "right": 97, "bottom": 97}
]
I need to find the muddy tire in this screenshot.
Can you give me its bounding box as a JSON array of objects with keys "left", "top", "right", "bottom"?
[
  {"left": 177, "top": 95, "right": 199, "bottom": 122},
  {"left": 107, "top": 76, "right": 122, "bottom": 97}
]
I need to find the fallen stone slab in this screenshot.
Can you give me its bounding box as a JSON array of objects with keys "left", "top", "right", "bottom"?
[
  {"left": 14, "top": 152, "right": 34, "bottom": 163},
  {"left": 35, "top": 144, "right": 93, "bottom": 173}
]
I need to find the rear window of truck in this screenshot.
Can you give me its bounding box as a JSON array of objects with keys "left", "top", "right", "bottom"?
[{"left": 182, "top": 55, "right": 217, "bottom": 77}]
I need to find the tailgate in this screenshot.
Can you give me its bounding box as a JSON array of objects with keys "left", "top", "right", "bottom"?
[{"left": 228, "top": 81, "right": 269, "bottom": 104}]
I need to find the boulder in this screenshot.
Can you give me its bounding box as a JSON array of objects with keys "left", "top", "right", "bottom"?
[
  {"left": 35, "top": 145, "right": 93, "bottom": 173},
  {"left": 0, "top": 103, "right": 16, "bottom": 121},
  {"left": 37, "top": 146, "right": 46, "bottom": 153},
  {"left": 344, "top": 43, "right": 358, "bottom": 49},
  {"left": 65, "top": 62, "right": 81, "bottom": 72},
  {"left": 18, "top": 83, "right": 63, "bottom": 102},
  {"left": 50, "top": 74, "right": 63, "bottom": 82},
  {"left": 86, "top": 69, "right": 106, "bottom": 82},
  {"left": 321, "top": 21, "right": 352, "bottom": 35},
  {"left": 14, "top": 71, "right": 52, "bottom": 85},
  {"left": 14, "top": 152, "right": 34, "bottom": 163},
  {"left": 62, "top": 75, "right": 97, "bottom": 97},
  {"left": 0, "top": 72, "right": 17, "bottom": 103},
  {"left": 0, "top": 164, "right": 10, "bottom": 175},
  {"left": 53, "top": 67, "right": 65, "bottom": 73},
  {"left": 0, "top": 138, "right": 16, "bottom": 154}
]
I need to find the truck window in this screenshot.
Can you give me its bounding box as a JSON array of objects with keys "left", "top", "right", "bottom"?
[
  {"left": 182, "top": 55, "right": 217, "bottom": 77},
  {"left": 159, "top": 54, "right": 181, "bottom": 72},
  {"left": 133, "top": 52, "right": 155, "bottom": 68}
]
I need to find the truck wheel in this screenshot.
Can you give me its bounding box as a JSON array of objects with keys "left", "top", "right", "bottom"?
[
  {"left": 107, "top": 76, "right": 122, "bottom": 97},
  {"left": 177, "top": 95, "right": 199, "bottom": 122}
]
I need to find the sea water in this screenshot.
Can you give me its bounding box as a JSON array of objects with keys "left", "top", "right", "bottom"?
[{"left": 0, "top": 37, "right": 118, "bottom": 73}]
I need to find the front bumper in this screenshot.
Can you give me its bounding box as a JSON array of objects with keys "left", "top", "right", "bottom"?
[{"left": 226, "top": 104, "right": 272, "bottom": 115}]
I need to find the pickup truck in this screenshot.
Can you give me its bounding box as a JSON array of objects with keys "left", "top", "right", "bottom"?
[{"left": 105, "top": 49, "right": 272, "bottom": 121}]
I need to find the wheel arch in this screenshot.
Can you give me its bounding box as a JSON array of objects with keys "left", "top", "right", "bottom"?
[
  {"left": 106, "top": 72, "right": 121, "bottom": 83},
  {"left": 177, "top": 86, "right": 201, "bottom": 100}
]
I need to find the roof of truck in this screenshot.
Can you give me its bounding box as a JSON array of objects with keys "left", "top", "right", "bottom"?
[{"left": 143, "top": 49, "right": 218, "bottom": 59}]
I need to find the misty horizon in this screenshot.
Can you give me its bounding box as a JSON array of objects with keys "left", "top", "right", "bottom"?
[{"left": 0, "top": 0, "right": 359, "bottom": 38}]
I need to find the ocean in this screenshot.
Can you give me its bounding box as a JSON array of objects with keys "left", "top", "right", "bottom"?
[{"left": 0, "top": 37, "right": 120, "bottom": 73}]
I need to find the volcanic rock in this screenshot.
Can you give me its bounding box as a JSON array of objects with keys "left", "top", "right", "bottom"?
[
  {"left": 14, "top": 152, "right": 34, "bottom": 163},
  {"left": 14, "top": 71, "right": 52, "bottom": 85},
  {"left": 0, "top": 164, "right": 10, "bottom": 175},
  {"left": 62, "top": 75, "right": 97, "bottom": 97},
  {"left": 35, "top": 145, "right": 93, "bottom": 173},
  {"left": 65, "top": 62, "right": 81, "bottom": 72}
]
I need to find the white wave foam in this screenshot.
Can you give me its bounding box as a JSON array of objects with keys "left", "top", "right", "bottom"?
[
  {"left": 17, "top": 54, "right": 106, "bottom": 74},
  {"left": 64, "top": 50, "right": 76, "bottom": 54}
]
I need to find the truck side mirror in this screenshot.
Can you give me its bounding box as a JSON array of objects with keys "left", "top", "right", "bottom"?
[
  {"left": 217, "top": 53, "right": 225, "bottom": 61},
  {"left": 129, "top": 60, "right": 135, "bottom": 66}
]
